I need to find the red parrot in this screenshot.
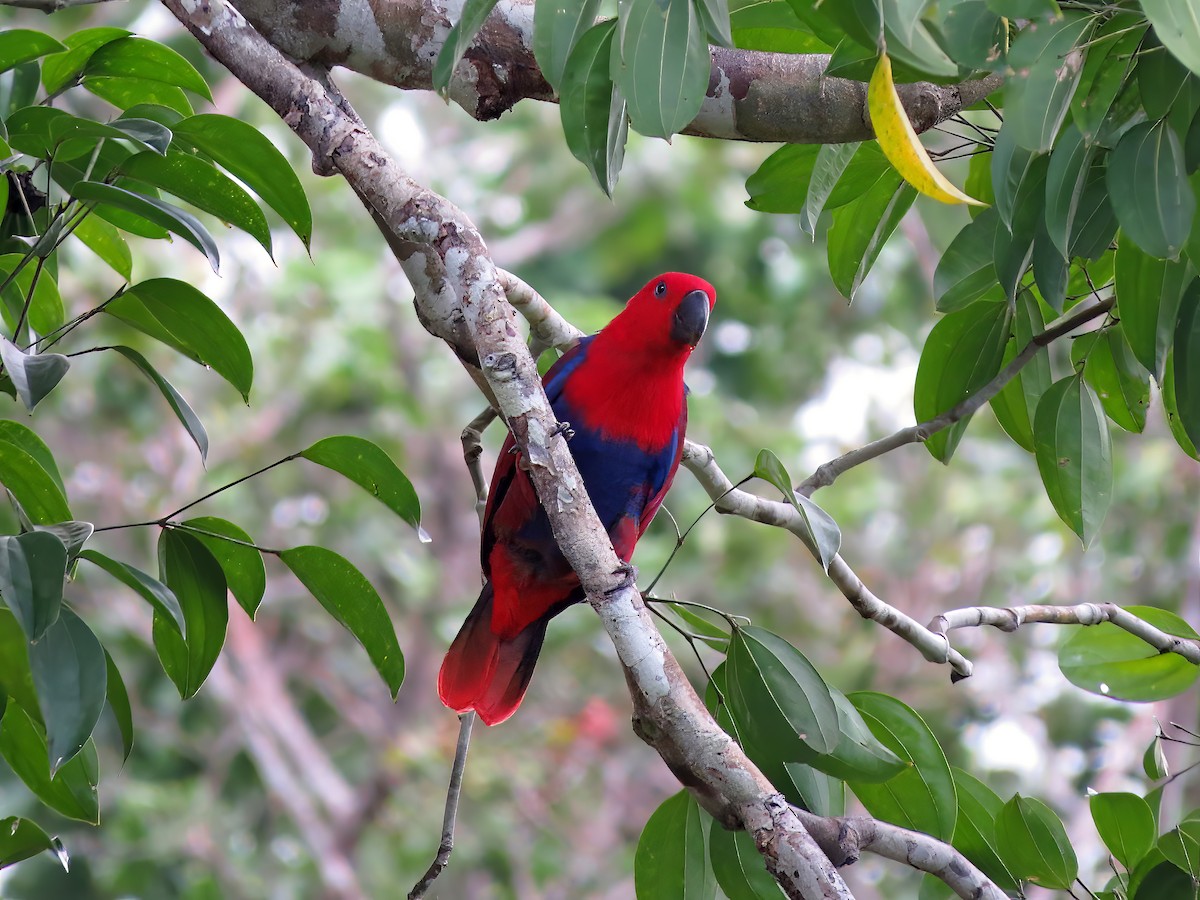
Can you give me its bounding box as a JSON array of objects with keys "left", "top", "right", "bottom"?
[{"left": 438, "top": 273, "right": 716, "bottom": 725}]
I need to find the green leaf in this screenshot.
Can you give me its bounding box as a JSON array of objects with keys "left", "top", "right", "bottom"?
[
  {"left": 0, "top": 30, "right": 65, "bottom": 74},
  {"left": 0, "top": 816, "right": 63, "bottom": 871},
  {"left": 1163, "top": 349, "right": 1200, "bottom": 460},
  {"left": 1044, "top": 123, "right": 1095, "bottom": 257},
  {"left": 0, "top": 338, "right": 69, "bottom": 412},
  {"left": 1069, "top": 16, "right": 1144, "bottom": 145},
  {"left": 302, "top": 436, "right": 422, "bottom": 532},
  {"left": 171, "top": 115, "right": 312, "bottom": 248},
  {"left": 752, "top": 449, "right": 839, "bottom": 571},
  {"left": 72, "top": 212, "right": 132, "bottom": 280},
  {"left": 1033, "top": 375, "right": 1112, "bottom": 546},
  {"left": 180, "top": 517, "right": 266, "bottom": 619},
  {"left": 612, "top": 0, "right": 711, "bottom": 140},
  {"left": 827, "top": 169, "right": 916, "bottom": 301},
  {"left": 1107, "top": 120, "right": 1194, "bottom": 260},
  {"left": 800, "top": 141, "right": 860, "bottom": 236},
  {"left": 559, "top": 20, "right": 628, "bottom": 197},
  {"left": 726, "top": 626, "right": 839, "bottom": 756},
  {"left": 0, "top": 438, "right": 71, "bottom": 526},
  {"left": 279, "top": 546, "right": 404, "bottom": 698},
  {"left": 1115, "top": 240, "right": 1191, "bottom": 379},
  {"left": 0, "top": 703, "right": 98, "bottom": 824},
  {"left": 1071, "top": 326, "right": 1151, "bottom": 434},
  {"left": 153, "top": 530, "right": 228, "bottom": 700},
  {"left": 433, "top": 0, "right": 502, "bottom": 94},
  {"left": 1003, "top": 14, "right": 1092, "bottom": 153},
  {"left": 0, "top": 253, "right": 65, "bottom": 336},
  {"left": 709, "top": 824, "right": 784, "bottom": 900},
  {"left": 1090, "top": 792, "right": 1155, "bottom": 870},
  {"left": 934, "top": 208, "right": 1000, "bottom": 313},
  {"left": 1134, "top": 861, "right": 1195, "bottom": 898},
  {"left": 82, "top": 36, "right": 212, "bottom": 101},
  {"left": 40, "top": 26, "right": 130, "bottom": 93},
  {"left": 990, "top": 337, "right": 1036, "bottom": 451},
  {"left": 0, "top": 531, "right": 66, "bottom": 642},
  {"left": 1174, "top": 281, "right": 1200, "bottom": 451},
  {"left": 807, "top": 687, "right": 905, "bottom": 783},
  {"left": 28, "top": 607, "right": 106, "bottom": 775},
  {"left": 109, "top": 345, "right": 208, "bottom": 460},
  {"left": 1144, "top": 734, "right": 1169, "bottom": 780},
  {"left": 949, "top": 769, "right": 1021, "bottom": 894},
  {"left": 1158, "top": 813, "right": 1200, "bottom": 878},
  {"left": 1141, "top": 0, "right": 1200, "bottom": 81},
  {"left": 84, "top": 76, "right": 194, "bottom": 117},
  {"left": 32, "top": 522, "right": 92, "bottom": 564},
  {"left": 990, "top": 290, "right": 1050, "bottom": 452},
  {"left": 635, "top": 790, "right": 715, "bottom": 900},
  {"left": 847, "top": 691, "right": 957, "bottom": 842},
  {"left": 994, "top": 153, "right": 1048, "bottom": 303},
  {"left": 119, "top": 150, "right": 273, "bottom": 256},
  {"left": 103, "top": 649, "right": 134, "bottom": 763},
  {"left": 534, "top": 0, "right": 602, "bottom": 91},
  {"left": 1059, "top": 605, "right": 1200, "bottom": 701},
  {"left": 1068, "top": 162, "right": 1118, "bottom": 260},
  {"left": 745, "top": 144, "right": 820, "bottom": 213},
  {"left": 995, "top": 794, "right": 1077, "bottom": 889},
  {"left": 78, "top": 549, "right": 185, "bottom": 637},
  {"left": 111, "top": 278, "right": 253, "bottom": 401},
  {"left": 913, "top": 299, "right": 1011, "bottom": 463}
]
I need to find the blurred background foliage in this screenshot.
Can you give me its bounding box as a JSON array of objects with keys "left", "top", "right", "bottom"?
[{"left": 1, "top": 2, "right": 1197, "bottom": 899}]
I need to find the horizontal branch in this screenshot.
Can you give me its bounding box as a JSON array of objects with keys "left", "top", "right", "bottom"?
[
  {"left": 931, "top": 602, "right": 1200, "bottom": 666},
  {"left": 232, "top": 0, "right": 1001, "bottom": 144}
]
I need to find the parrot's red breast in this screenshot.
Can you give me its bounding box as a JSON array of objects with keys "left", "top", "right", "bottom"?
[{"left": 437, "top": 273, "right": 716, "bottom": 725}]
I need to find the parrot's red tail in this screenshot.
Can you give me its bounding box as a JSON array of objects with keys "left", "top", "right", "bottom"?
[{"left": 438, "top": 583, "right": 548, "bottom": 726}]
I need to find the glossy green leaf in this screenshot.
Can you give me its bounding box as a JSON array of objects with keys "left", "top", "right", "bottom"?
[
  {"left": 1059, "top": 605, "right": 1200, "bottom": 701},
  {"left": 847, "top": 691, "right": 957, "bottom": 842},
  {"left": 807, "top": 687, "right": 905, "bottom": 783},
  {"left": 0, "top": 610, "right": 39, "bottom": 725},
  {"left": 28, "top": 607, "right": 106, "bottom": 775},
  {"left": 752, "top": 449, "right": 839, "bottom": 571},
  {"left": 0, "top": 816, "right": 62, "bottom": 871},
  {"left": 1163, "top": 349, "right": 1200, "bottom": 460},
  {"left": 280, "top": 546, "right": 404, "bottom": 698},
  {"left": 0, "top": 253, "right": 65, "bottom": 336},
  {"left": 634, "top": 790, "right": 714, "bottom": 900},
  {"left": 1004, "top": 14, "right": 1092, "bottom": 152},
  {"left": 0, "top": 531, "right": 66, "bottom": 643},
  {"left": 171, "top": 115, "right": 312, "bottom": 248},
  {"left": 994, "top": 153, "right": 1048, "bottom": 303},
  {"left": 1071, "top": 326, "right": 1151, "bottom": 433},
  {"left": 72, "top": 212, "right": 132, "bottom": 280},
  {"left": 995, "top": 794, "right": 1077, "bottom": 889},
  {"left": 1174, "top": 282, "right": 1200, "bottom": 450},
  {"left": 697, "top": 0, "right": 733, "bottom": 47},
  {"left": 153, "top": 530, "right": 228, "bottom": 700},
  {"left": 534, "top": 0, "right": 602, "bottom": 91},
  {"left": 302, "top": 436, "right": 422, "bottom": 532},
  {"left": 120, "top": 150, "right": 273, "bottom": 256},
  {"left": 71, "top": 181, "right": 220, "bottom": 271},
  {"left": 433, "top": 0, "right": 502, "bottom": 94},
  {"left": 727, "top": 625, "right": 838, "bottom": 756},
  {"left": 937, "top": 1, "right": 1006, "bottom": 70},
  {"left": 39, "top": 26, "right": 129, "bottom": 92},
  {"left": 710, "top": 824, "right": 784, "bottom": 900},
  {"left": 934, "top": 208, "right": 1000, "bottom": 313},
  {"left": 84, "top": 76, "right": 193, "bottom": 117},
  {"left": 82, "top": 36, "right": 211, "bottom": 100},
  {"left": 1108, "top": 120, "right": 1194, "bottom": 260},
  {"left": 913, "top": 299, "right": 1011, "bottom": 463},
  {"left": 180, "top": 517, "right": 266, "bottom": 619},
  {"left": 0, "top": 703, "right": 98, "bottom": 824},
  {"left": 745, "top": 144, "right": 820, "bottom": 213},
  {"left": 1069, "top": 16, "right": 1144, "bottom": 145},
  {"left": 1044, "top": 123, "right": 1095, "bottom": 257},
  {"left": 990, "top": 337, "right": 1036, "bottom": 451},
  {"left": 30, "top": 522, "right": 92, "bottom": 565},
  {"left": 612, "top": 0, "right": 711, "bottom": 140},
  {"left": 827, "top": 169, "right": 916, "bottom": 301},
  {"left": 1144, "top": 734, "right": 1169, "bottom": 780},
  {"left": 0, "top": 437, "right": 70, "bottom": 526},
  {"left": 1134, "top": 860, "right": 1195, "bottom": 898},
  {"left": 41, "top": 113, "right": 170, "bottom": 158},
  {"left": 1068, "top": 162, "right": 1118, "bottom": 260},
  {"left": 0, "top": 30, "right": 65, "bottom": 74},
  {"left": 0, "top": 338, "right": 69, "bottom": 412},
  {"left": 0, "top": 425, "right": 62, "bottom": 498},
  {"left": 1158, "top": 812, "right": 1200, "bottom": 878},
  {"left": 1033, "top": 375, "right": 1112, "bottom": 546},
  {"left": 801, "top": 142, "right": 860, "bottom": 236},
  {"left": 559, "top": 20, "right": 628, "bottom": 197},
  {"left": 78, "top": 549, "right": 185, "bottom": 637},
  {"left": 111, "top": 278, "right": 253, "bottom": 401},
  {"left": 103, "top": 649, "right": 133, "bottom": 763},
  {"left": 1141, "top": 0, "right": 1200, "bottom": 81},
  {"left": 950, "top": 769, "right": 1021, "bottom": 893},
  {"left": 1091, "top": 792, "right": 1155, "bottom": 870},
  {"left": 1114, "top": 241, "right": 1191, "bottom": 380},
  {"left": 109, "top": 345, "right": 208, "bottom": 460}
]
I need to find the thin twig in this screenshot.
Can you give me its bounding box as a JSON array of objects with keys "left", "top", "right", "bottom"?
[{"left": 408, "top": 712, "right": 475, "bottom": 900}]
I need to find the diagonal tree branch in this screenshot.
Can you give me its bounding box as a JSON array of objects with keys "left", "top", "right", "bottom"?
[
  {"left": 230, "top": 0, "right": 1002, "bottom": 144},
  {"left": 160, "top": 1, "right": 853, "bottom": 896}
]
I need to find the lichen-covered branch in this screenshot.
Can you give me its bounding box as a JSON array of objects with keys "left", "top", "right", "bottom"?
[
  {"left": 931, "top": 602, "right": 1200, "bottom": 665},
  {"left": 161, "top": 1, "right": 852, "bottom": 896},
  {"left": 231, "top": 0, "right": 1001, "bottom": 144}
]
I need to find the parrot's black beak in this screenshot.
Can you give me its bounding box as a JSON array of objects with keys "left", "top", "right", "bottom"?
[{"left": 671, "top": 289, "right": 710, "bottom": 347}]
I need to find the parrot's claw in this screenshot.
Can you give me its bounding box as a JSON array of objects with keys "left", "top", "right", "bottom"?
[
  {"left": 552, "top": 420, "right": 575, "bottom": 440},
  {"left": 606, "top": 562, "right": 638, "bottom": 596}
]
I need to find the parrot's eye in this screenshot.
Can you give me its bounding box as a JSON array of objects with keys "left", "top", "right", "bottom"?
[{"left": 654, "top": 281, "right": 667, "bottom": 298}]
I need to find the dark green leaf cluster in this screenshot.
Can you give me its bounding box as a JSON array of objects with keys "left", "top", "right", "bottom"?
[{"left": 0, "top": 26, "right": 420, "bottom": 873}]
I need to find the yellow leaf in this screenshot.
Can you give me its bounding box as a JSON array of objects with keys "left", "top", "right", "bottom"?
[{"left": 868, "top": 52, "right": 987, "bottom": 207}]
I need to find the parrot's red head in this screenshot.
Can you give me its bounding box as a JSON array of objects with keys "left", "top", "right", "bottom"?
[{"left": 607, "top": 272, "right": 716, "bottom": 357}]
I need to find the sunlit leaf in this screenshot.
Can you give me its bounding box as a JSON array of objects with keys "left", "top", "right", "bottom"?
[
  {"left": 1090, "top": 792, "right": 1155, "bottom": 870},
  {"left": 995, "top": 794, "right": 1077, "bottom": 889}
]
